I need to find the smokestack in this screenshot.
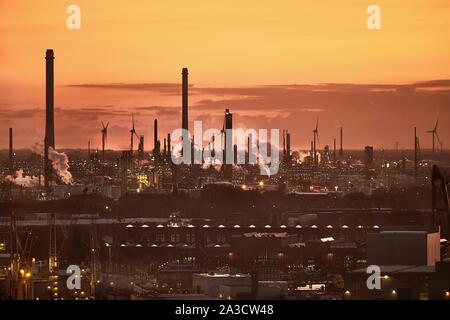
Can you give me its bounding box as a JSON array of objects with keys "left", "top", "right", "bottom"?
[
  {"left": 182, "top": 68, "right": 189, "bottom": 131},
  {"left": 286, "top": 130, "right": 291, "bottom": 161},
  {"left": 224, "top": 109, "right": 233, "bottom": 180},
  {"left": 313, "top": 130, "right": 317, "bottom": 166},
  {"left": 333, "top": 138, "right": 336, "bottom": 164},
  {"left": 139, "top": 135, "right": 145, "bottom": 159},
  {"left": 414, "top": 127, "right": 418, "bottom": 178},
  {"left": 45, "top": 49, "right": 55, "bottom": 189},
  {"left": 9, "top": 128, "right": 13, "bottom": 175},
  {"left": 247, "top": 134, "right": 250, "bottom": 164},
  {"left": 339, "top": 127, "right": 343, "bottom": 158},
  {"left": 167, "top": 133, "right": 171, "bottom": 158},
  {"left": 282, "top": 129, "right": 286, "bottom": 156},
  {"left": 163, "top": 138, "right": 167, "bottom": 155},
  {"left": 154, "top": 118, "right": 159, "bottom": 155}
]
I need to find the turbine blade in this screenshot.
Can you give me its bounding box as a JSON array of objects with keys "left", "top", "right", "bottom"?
[{"left": 435, "top": 132, "right": 442, "bottom": 145}]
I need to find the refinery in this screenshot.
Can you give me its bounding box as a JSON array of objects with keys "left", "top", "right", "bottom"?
[{"left": 0, "top": 49, "right": 449, "bottom": 301}]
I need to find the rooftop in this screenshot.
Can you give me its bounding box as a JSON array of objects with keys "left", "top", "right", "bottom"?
[{"left": 350, "top": 265, "right": 435, "bottom": 274}]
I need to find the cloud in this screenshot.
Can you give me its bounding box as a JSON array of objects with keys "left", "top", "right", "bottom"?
[
  {"left": 134, "top": 106, "right": 181, "bottom": 118},
  {"left": 1, "top": 80, "right": 449, "bottom": 150},
  {"left": 0, "top": 108, "right": 42, "bottom": 118},
  {"left": 66, "top": 83, "right": 193, "bottom": 95}
]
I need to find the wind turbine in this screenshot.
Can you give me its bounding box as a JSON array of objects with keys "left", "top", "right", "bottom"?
[
  {"left": 427, "top": 118, "right": 442, "bottom": 154},
  {"left": 130, "top": 114, "right": 139, "bottom": 152},
  {"left": 101, "top": 121, "right": 109, "bottom": 157}
]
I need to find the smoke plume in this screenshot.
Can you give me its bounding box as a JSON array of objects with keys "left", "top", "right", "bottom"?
[
  {"left": 48, "top": 147, "right": 74, "bottom": 185},
  {"left": 5, "top": 169, "right": 43, "bottom": 187}
]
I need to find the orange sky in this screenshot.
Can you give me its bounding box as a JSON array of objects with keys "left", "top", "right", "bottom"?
[{"left": 0, "top": 0, "right": 449, "bottom": 150}]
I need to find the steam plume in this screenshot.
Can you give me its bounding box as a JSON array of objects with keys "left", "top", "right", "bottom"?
[
  {"left": 48, "top": 147, "right": 73, "bottom": 185},
  {"left": 5, "top": 169, "right": 43, "bottom": 187}
]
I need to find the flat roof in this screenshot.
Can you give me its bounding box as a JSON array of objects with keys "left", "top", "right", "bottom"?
[
  {"left": 194, "top": 273, "right": 250, "bottom": 278},
  {"left": 350, "top": 265, "right": 435, "bottom": 274}
]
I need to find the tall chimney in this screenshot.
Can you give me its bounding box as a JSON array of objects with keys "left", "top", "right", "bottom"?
[
  {"left": 247, "top": 134, "right": 250, "bottom": 164},
  {"left": 333, "top": 138, "right": 337, "bottom": 164},
  {"left": 182, "top": 68, "right": 189, "bottom": 132},
  {"left": 167, "top": 133, "right": 171, "bottom": 158},
  {"left": 224, "top": 109, "right": 233, "bottom": 180},
  {"left": 9, "top": 128, "right": 13, "bottom": 175},
  {"left": 154, "top": 118, "right": 159, "bottom": 155},
  {"left": 313, "top": 129, "right": 317, "bottom": 166},
  {"left": 286, "top": 130, "right": 291, "bottom": 161},
  {"left": 44, "top": 49, "right": 55, "bottom": 189},
  {"left": 414, "top": 127, "right": 418, "bottom": 178}
]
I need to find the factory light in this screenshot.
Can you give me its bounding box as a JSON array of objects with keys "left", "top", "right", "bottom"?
[{"left": 320, "top": 237, "right": 335, "bottom": 243}]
